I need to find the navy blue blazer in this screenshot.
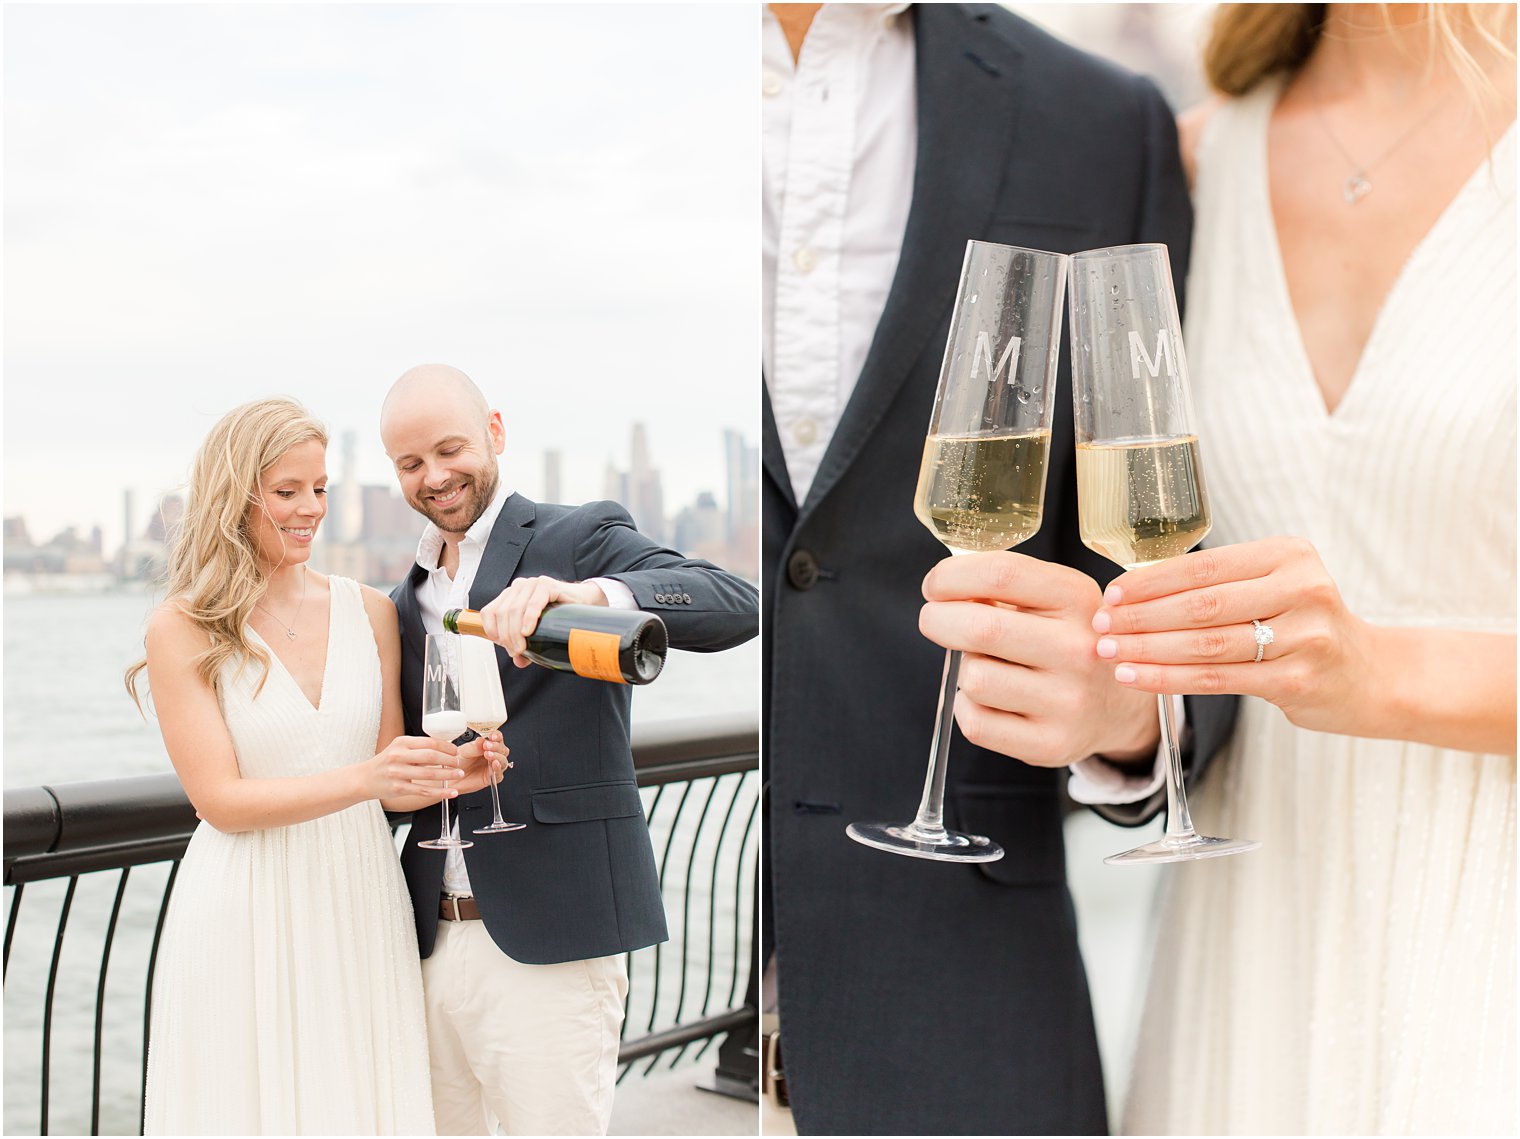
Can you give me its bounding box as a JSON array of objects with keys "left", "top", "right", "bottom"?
[{"left": 392, "top": 493, "right": 757, "bottom": 966}]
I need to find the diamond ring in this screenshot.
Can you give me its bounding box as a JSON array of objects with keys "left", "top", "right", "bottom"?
[{"left": 1251, "top": 619, "right": 1275, "bottom": 663}]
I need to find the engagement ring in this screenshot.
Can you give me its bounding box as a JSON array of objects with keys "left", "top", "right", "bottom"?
[{"left": 1251, "top": 619, "right": 1275, "bottom": 663}]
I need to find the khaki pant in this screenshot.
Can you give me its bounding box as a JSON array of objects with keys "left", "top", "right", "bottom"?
[{"left": 422, "top": 919, "right": 628, "bottom": 1135}]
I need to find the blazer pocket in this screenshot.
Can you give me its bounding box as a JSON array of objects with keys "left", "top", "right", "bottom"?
[
  {"left": 950, "top": 784, "right": 1066, "bottom": 887},
  {"left": 531, "top": 780, "right": 645, "bottom": 824}
]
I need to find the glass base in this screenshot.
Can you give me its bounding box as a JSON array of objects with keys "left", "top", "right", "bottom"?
[
  {"left": 472, "top": 821, "right": 526, "bottom": 835},
  {"left": 417, "top": 837, "right": 474, "bottom": 850},
  {"left": 1104, "top": 833, "right": 1259, "bottom": 865},
  {"left": 846, "top": 821, "right": 1005, "bottom": 864}
]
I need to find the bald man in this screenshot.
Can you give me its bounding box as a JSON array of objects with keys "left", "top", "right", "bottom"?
[{"left": 381, "top": 365, "right": 758, "bottom": 1135}]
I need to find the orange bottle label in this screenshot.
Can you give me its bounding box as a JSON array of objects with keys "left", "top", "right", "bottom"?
[{"left": 568, "top": 629, "right": 626, "bottom": 684}]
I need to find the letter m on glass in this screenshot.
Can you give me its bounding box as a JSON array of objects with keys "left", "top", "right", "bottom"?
[
  {"left": 970, "top": 331, "right": 1022, "bottom": 384},
  {"left": 1128, "top": 329, "right": 1177, "bottom": 379}
]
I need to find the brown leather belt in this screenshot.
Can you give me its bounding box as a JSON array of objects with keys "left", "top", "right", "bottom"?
[{"left": 439, "top": 894, "right": 481, "bottom": 922}]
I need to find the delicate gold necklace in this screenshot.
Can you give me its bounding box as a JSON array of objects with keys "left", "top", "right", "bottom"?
[
  {"left": 255, "top": 566, "right": 307, "bottom": 641},
  {"left": 1308, "top": 82, "right": 1449, "bottom": 205}
]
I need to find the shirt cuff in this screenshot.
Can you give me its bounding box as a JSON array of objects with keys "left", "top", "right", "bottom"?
[
  {"left": 1066, "top": 696, "right": 1183, "bottom": 806},
  {"left": 590, "top": 577, "right": 638, "bottom": 610}
]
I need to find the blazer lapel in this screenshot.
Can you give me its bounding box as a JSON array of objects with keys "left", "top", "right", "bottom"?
[
  {"left": 761, "top": 384, "right": 798, "bottom": 515},
  {"left": 801, "top": 4, "right": 1026, "bottom": 518},
  {"left": 468, "top": 492, "right": 537, "bottom": 609},
  {"left": 395, "top": 562, "right": 429, "bottom": 668}
]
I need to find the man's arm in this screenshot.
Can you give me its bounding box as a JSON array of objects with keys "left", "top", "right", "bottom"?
[{"left": 572, "top": 500, "right": 758, "bottom": 653}]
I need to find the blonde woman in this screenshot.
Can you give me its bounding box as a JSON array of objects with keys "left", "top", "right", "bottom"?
[
  {"left": 1091, "top": 5, "right": 1515, "bottom": 1134},
  {"left": 129, "top": 398, "right": 501, "bottom": 1134}
]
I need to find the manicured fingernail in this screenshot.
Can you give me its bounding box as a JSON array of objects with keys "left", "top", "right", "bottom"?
[
  {"left": 1092, "top": 610, "right": 1111, "bottom": 634},
  {"left": 1103, "top": 585, "right": 1123, "bottom": 605},
  {"left": 1114, "top": 664, "right": 1137, "bottom": 683},
  {"left": 1096, "top": 637, "right": 1117, "bottom": 659}
]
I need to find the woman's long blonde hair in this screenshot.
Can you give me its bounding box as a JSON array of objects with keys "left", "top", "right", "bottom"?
[
  {"left": 1205, "top": 4, "right": 1516, "bottom": 102},
  {"left": 125, "top": 398, "right": 328, "bottom": 708}
]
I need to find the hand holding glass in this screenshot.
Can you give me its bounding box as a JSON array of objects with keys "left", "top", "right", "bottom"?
[
  {"left": 1067, "top": 244, "right": 1259, "bottom": 864},
  {"left": 847, "top": 241, "right": 1068, "bottom": 863}
]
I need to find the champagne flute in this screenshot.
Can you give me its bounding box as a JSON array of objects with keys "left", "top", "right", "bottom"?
[
  {"left": 460, "top": 636, "right": 523, "bottom": 835},
  {"left": 1067, "top": 243, "right": 1259, "bottom": 864},
  {"left": 847, "top": 241, "right": 1068, "bottom": 863},
  {"left": 416, "top": 633, "right": 473, "bottom": 851}
]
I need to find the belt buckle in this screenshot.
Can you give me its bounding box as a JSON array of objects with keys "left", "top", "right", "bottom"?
[{"left": 762, "top": 1029, "right": 788, "bottom": 1109}]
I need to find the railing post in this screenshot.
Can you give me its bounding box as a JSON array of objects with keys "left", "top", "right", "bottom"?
[{"left": 703, "top": 862, "right": 760, "bottom": 1101}]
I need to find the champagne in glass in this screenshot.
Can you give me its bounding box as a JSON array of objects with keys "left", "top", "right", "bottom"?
[
  {"left": 417, "top": 633, "right": 473, "bottom": 851},
  {"left": 1067, "top": 243, "right": 1258, "bottom": 864},
  {"left": 460, "top": 635, "right": 523, "bottom": 835},
  {"left": 847, "top": 241, "right": 1068, "bottom": 863}
]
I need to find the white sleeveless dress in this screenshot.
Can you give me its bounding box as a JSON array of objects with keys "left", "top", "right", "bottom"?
[
  {"left": 144, "top": 576, "right": 435, "bottom": 1135},
  {"left": 1122, "top": 84, "right": 1516, "bottom": 1135}
]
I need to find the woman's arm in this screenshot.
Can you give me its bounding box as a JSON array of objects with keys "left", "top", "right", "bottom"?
[
  {"left": 146, "top": 601, "right": 468, "bottom": 833},
  {"left": 360, "top": 586, "right": 502, "bottom": 814},
  {"left": 1094, "top": 538, "right": 1516, "bottom": 755}
]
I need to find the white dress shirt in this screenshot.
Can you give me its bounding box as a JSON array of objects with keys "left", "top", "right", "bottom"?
[
  {"left": 411, "top": 481, "right": 635, "bottom": 894},
  {"left": 762, "top": 2, "right": 916, "bottom": 504}
]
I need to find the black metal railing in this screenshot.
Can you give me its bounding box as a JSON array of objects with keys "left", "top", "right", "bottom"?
[{"left": 3, "top": 713, "right": 758, "bottom": 1136}]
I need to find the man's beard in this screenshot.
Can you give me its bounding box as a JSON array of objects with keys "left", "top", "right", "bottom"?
[{"left": 413, "top": 465, "right": 500, "bottom": 533}]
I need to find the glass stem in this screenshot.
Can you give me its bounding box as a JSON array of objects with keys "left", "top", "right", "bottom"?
[
  {"left": 488, "top": 745, "right": 506, "bottom": 824},
  {"left": 437, "top": 782, "right": 454, "bottom": 844},
  {"left": 1158, "top": 693, "right": 1196, "bottom": 840},
  {"left": 908, "top": 648, "right": 962, "bottom": 840}
]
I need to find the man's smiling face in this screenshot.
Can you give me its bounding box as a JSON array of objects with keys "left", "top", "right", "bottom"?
[{"left": 381, "top": 384, "right": 505, "bottom": 538}]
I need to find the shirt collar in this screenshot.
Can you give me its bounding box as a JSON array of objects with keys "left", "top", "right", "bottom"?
[{"left": 414, "top": 478, "right": 513, "bottom": 573}]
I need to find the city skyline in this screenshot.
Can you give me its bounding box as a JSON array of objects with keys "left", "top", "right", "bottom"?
[{"left": 4, "top": 422, "right": 760, "bottom": 586}]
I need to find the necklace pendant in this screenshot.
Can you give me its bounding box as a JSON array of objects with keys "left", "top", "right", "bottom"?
[
  {"left": 286, "top": 629, "right": 297, "bottom": 640},
  {"left": 1343, "top": 173, "right": 1372, "bottom": 205}
]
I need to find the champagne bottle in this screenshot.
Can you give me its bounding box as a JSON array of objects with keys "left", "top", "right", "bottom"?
[{"left": 442, "top": 604, "right": 668, "bottom": 685}]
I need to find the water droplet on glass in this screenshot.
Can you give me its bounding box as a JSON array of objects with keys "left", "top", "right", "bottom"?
[
  {"left": 1014, "top": 387, "right": 1031, "bottom": 405},
  {"left": 1110, "top": 284, "right": 1120, "bottom": 296}
]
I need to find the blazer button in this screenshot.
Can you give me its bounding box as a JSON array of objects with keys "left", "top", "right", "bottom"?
[
  {"left": 787, "top": 550, "right": 820, "bottom": 590},
  {"left": 655, "top": 593, "right": 668, "bottom": 603},
  {"left": 682, "top": 594, "right": 692, "bottom": 604}
]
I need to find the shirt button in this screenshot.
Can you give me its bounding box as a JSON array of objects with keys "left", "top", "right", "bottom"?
[
  {"left": 762, "top": 69, "right": 784, "bottom": 97},
  {"left": 794, "top": 418, "right": 818, "bottom": 446},
  {"left": 793, "top": 247, "right": 817, "bottom": 274}
]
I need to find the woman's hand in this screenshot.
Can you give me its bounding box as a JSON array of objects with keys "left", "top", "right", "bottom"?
[
  {"left": 358, "top": 736, "right": 468, "bottom": 802},
  {"left": 919, "top": 551, "right": 1159, "bottom": 767},
  {"left": 1093, "top": 537, "right": 1378, "bottom": 735},
  {"left": 450, "top": 731, "right": 510, "bottom": 795}
]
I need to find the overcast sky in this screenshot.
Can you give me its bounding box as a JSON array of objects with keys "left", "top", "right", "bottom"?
[{"left": 4, "top": 3, "right": 757, "bottom": 551}]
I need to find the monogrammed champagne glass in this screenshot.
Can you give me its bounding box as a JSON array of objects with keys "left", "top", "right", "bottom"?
[
  {"left": 847, "top": 241, "right": 1068, "bottom": 863},
  {"left": 1068, "top": 243, "right": 1258, "bottom": 864},
  {"left": 417, "top": 633, "right": 472, "bottom": 851},
  {"left": 460, "top": 635, "right": 522, "bottom": 834}
]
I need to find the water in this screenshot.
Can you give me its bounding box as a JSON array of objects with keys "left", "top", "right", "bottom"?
[{"left": 3, "top": 588, "right": 759, "bottom": 1136}]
